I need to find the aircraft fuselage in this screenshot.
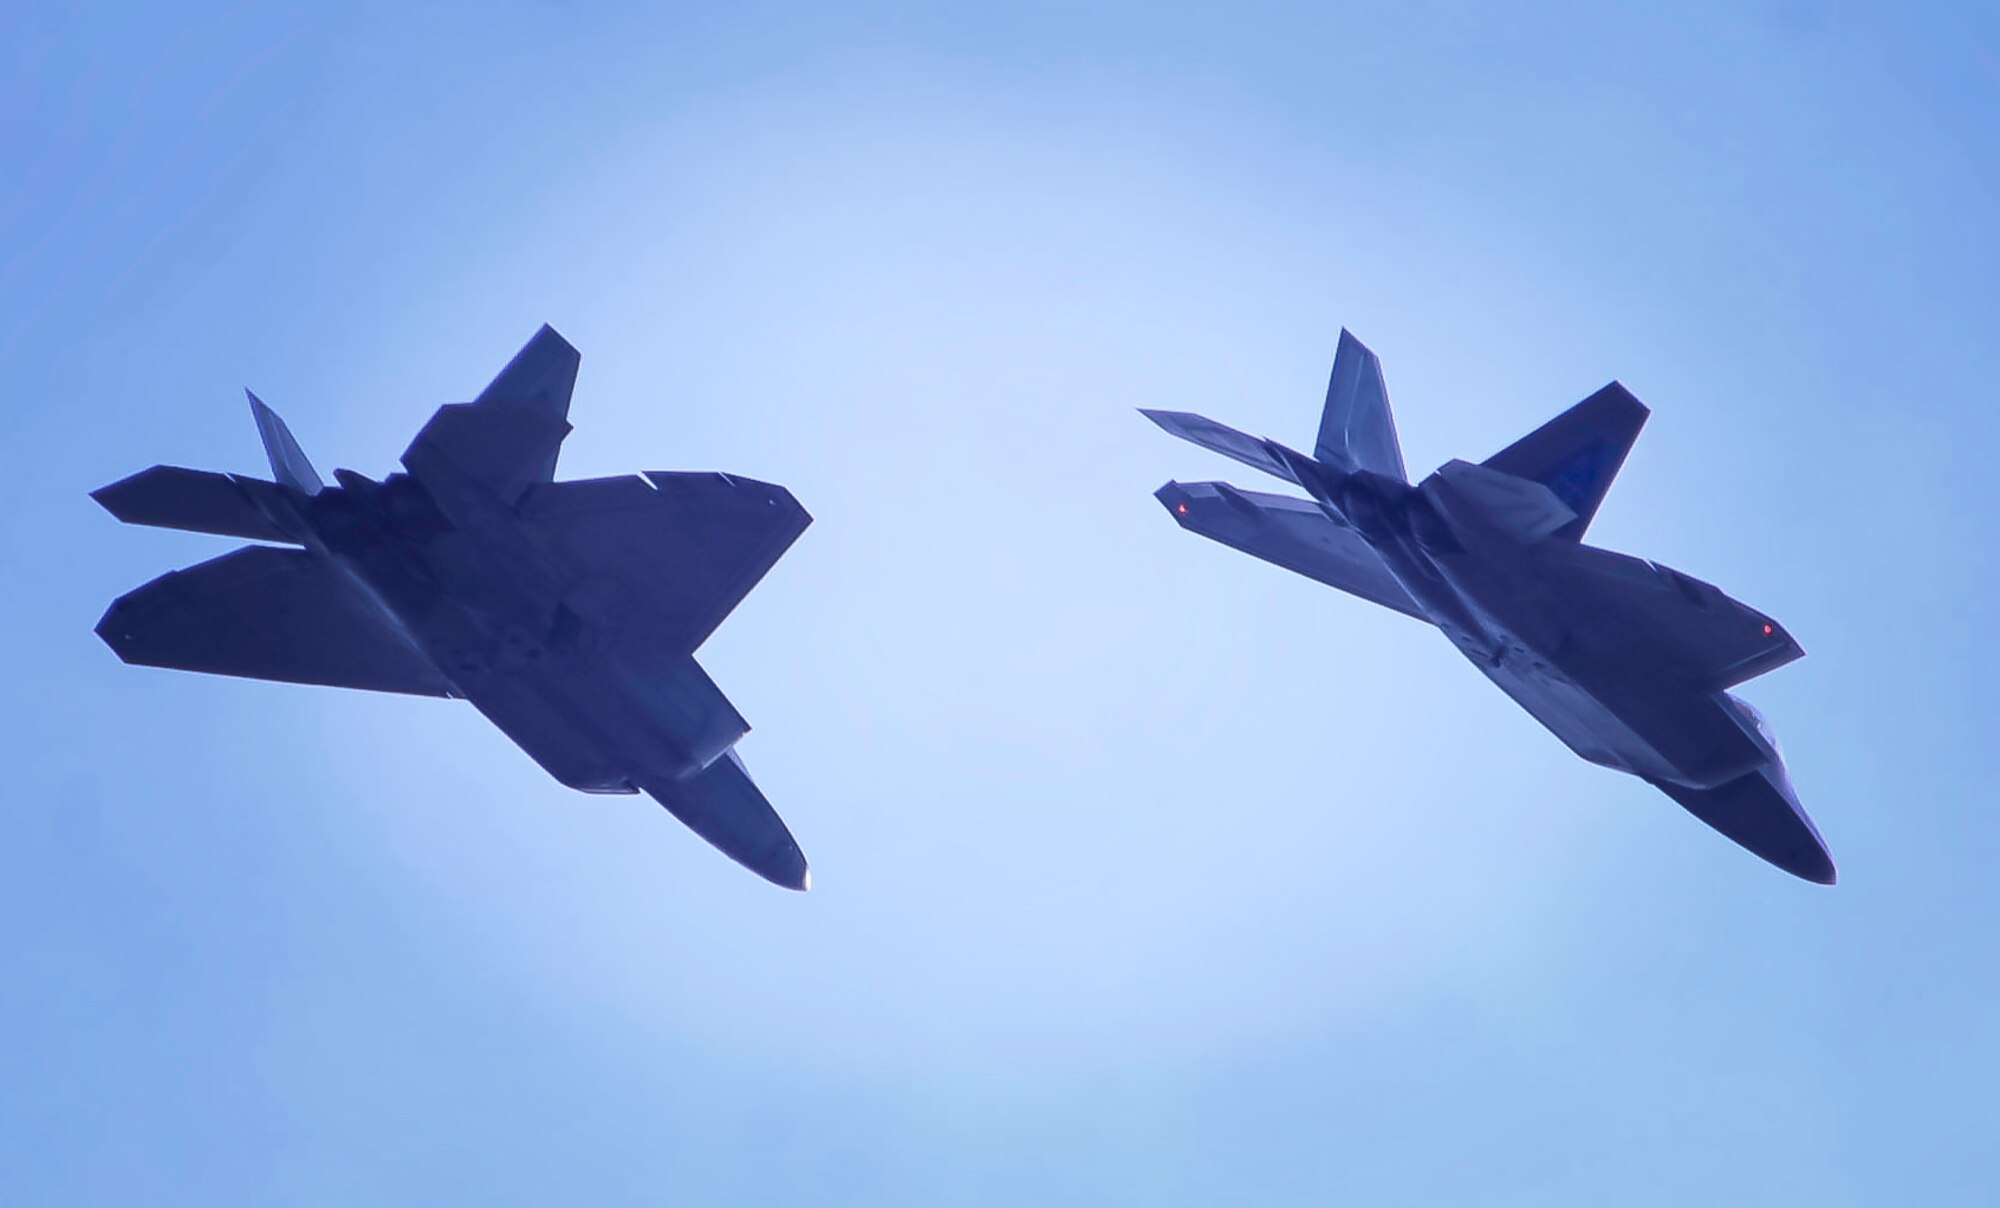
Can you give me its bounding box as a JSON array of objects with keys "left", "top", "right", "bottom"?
[{"left": 292, "top": 469, "right": 740, "bottom": 795}]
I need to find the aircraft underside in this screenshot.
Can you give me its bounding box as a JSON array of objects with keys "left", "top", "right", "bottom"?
[{"left": 1145, "top": 327, "right": 1836, "bottom": 883}]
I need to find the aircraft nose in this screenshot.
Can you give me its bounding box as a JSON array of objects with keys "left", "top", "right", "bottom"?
[
  {"left": 1785, "top": 842, "right": 1837, "bottom": 886},
  {"left": 761, "top": 846, "right": 811, "bottom": 892},
  {"left": 1652, "top": 766, "right": 1838, "bottom": 886},
  {"left": 722, "top": 833, "right": 810, "bottom": 891}
]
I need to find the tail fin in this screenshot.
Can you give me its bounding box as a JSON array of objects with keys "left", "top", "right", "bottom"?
[
  {"left": 247, "top": 391, "right": 324, "bottom": 494},
  {"left": 474, "top": 323, "right": 579, "bottom": 420},
  {"left": 1482, "top": 382, "right": 1648, "bottom": 541},
  {"left": 401, "top": 325, "right": 579, "bottom": 504},
  {"left": 1316, "top": 330, "right": 1406, "bottom": 481}
]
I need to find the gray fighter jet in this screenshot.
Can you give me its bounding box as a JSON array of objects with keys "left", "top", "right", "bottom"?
[
  {"left": 94, "top": 326, "right": 813, "bottom": 889},
  {"left": 1145, "top": 331, "right": 1834, "bottom": 883}
]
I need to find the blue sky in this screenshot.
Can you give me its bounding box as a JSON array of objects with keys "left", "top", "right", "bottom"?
[{"left": 5, "top": 2, "right": 1998, "bottom": 1203}]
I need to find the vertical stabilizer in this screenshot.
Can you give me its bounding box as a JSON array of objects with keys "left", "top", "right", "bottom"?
[
  {"left": 402, "top": 325, "right": 579, "bottom": 503},
  {"left": 247, "top": 391, "right": 324, "bottom": 495},
  {"left": 1482, "top": 382, "right": 1648, "bottom": 541},
  {"left": 475, "top": 323, "right": 579, "bottom": 420},
  {"left": 1316, "top": 329, "right": 1406, "bottom": 481}
]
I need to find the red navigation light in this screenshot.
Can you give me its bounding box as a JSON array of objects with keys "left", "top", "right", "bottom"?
[
  {"left": 1175, "top": 502, "right": 1189, "bottom": 515},
  {"left": 1762, "top": 623, "right": 1774, "bottom": 636}
]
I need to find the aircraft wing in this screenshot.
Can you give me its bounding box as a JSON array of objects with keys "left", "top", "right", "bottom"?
[
  {"left": 96, "top": 545, "right": 456, "bottom": 696},
  {"left": 1155, "top": 480, "right": 1427, "bottom": 621},
  {"left": 645, "top": 751, "right": 809, "bottom": 889},
  {"left": 519, "top": 471, "right": 812, "bottom": 653},
  {"left": 1539, "top": 544, "right": 1804, "bottom": 690}
]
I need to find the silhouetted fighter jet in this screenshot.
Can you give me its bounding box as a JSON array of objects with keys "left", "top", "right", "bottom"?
[
  {"left": 1145, "top": 331, "right": 1834, "bottom": 883},
  {"left": 95, "top": 326, "right": 813, "bottom": 889}
]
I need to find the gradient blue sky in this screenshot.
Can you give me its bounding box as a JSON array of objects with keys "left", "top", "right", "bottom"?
[{"left": 6, "top": 2, "right": 1999, "bottom": 1203}]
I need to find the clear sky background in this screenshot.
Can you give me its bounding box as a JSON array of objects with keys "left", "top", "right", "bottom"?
[{"left": 5, "top": 2, "right": 1998, "bottom": 1203}]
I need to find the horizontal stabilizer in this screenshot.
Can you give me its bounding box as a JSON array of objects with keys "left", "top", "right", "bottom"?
[
  {"left": 92, "top": 466, "right": 300, "bottom": 542},
  {"left": 520, "top": 471, "right": 812, "bottom": 653},
  {"left": 1316, "top": 329, "right": 1406, "bottom": 481},
  {"left": 646, "top": 752, "right": 809, "bottom": 889},
  {"left": 97, "top": 545, "right": 455, "bottom": 697},
  {"left": 1483, "top": 382, "right": 1648, "bottom": 540},
  {"left": 1157, "top": 481, "right": 1426, "bottom": 621},
  {"left": 1139, "top": 409, "right": 1303, "bottom": 484},
  {"left": 1650, "top": 764, "right": 1835, "bottom": 884},
  {"left": 247, "top": 392, "right": 324, "bottom": 495}
]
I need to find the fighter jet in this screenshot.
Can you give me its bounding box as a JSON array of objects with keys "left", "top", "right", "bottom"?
[
  {"left": 94, "top": 326, "right": 814, "bottom": 889},
  {"left": 1144, "top": 331, "right": 1834, "bottom": 884}
]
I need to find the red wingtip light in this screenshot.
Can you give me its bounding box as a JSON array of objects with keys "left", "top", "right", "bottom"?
[{"left": 1762, "top": 623, "right": 1774, "bottom": 636}]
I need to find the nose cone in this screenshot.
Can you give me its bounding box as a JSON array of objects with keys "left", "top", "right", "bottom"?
[
  {"left": 763, "top": 845, "right": 812, "bottom": 892},
  {"left": 699, "top": 825, "right": 811, "bottom": 891},
  {"left": 1651, "top": 765, "right": 1837, "bottom": 885},
  {"left": 1794, "top": 845, "right": 1838, "bottom": 887},
  {"left": 644, "top": 761, "right": 812, "bottom": 892}
]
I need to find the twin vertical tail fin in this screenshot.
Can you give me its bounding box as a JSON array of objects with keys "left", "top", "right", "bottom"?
[
  {"left": 1482, "top": 382, "right": 1649, "bottom": 541},
  {"left": 1139, "top": 329, "right": 1408, "bottom": 488},
  {"left": 401, "top": 324, "right": 581, "bottom": 504},
  {"left": 1147, "top": 327, "right": 1649, "bottom": 546},
  {"left": 247, "top": 391, "right": 324, "bottom": 494},
  {"left": 1316, "top": 329, "right": 1406, "bottom": 481},
  {"left": 473, "top": 323, "right": 580, "bottom": 420}
]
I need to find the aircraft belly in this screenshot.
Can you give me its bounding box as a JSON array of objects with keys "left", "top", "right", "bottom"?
[
  {"left": 440, "top": 629, "right": 747, "bottom": 787},
  {"left": 1527, "top": 626, "right": 1767, "bottom": 789},
  {"left": 1434, "top": 545, "right": 1770, "bottom": 792},
  {"left": 1467, "top": 649, "right": 1673, "bottom": 779},
  {"left": 459, "top": 670, "right": 641, "bottom": 793}
]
